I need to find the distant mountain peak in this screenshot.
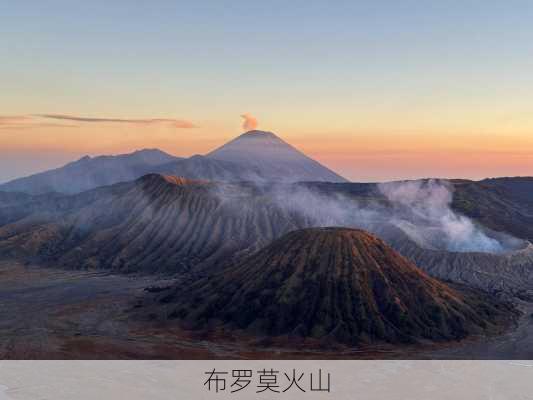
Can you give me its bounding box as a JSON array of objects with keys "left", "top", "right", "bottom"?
[
  {"left": 75, "top": 155, "right": 92, "bottom": 163},
  {"left": 239, "top": 130, "right": 279, "bottom": 139},
  {"left": 206, "top": 130, "right": 348, "bottom": 183},
  {"left": 214, "top": 130, "right": 288, "bottom": 149}
]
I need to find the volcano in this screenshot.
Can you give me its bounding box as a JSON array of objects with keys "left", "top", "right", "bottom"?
[
  {"left": 207, "top": 130, "right": 348, "bottom": 183},
  {"left": 0, "top": 174, "right": 308, "bottom": 273},
  {"left": 164, "top": 227, "right": 513, "bottom": 345}
]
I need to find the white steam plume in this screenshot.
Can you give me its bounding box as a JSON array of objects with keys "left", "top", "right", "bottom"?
[
  {"left": 377, "top": 179, "right": 508, "bottom": 253},
  {"left": 211, "top": 178, "right": 521, "bottom": 254},
  {"left": 241, "top": 113, "right": 258, "bottom": 131}
]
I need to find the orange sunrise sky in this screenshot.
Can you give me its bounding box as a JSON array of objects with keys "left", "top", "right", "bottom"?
[{"left": 2, "top": 1, "right": 533, "bottom": 182}]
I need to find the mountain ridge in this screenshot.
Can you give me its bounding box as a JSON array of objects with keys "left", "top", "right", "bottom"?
[
  {"left": 0, "top": 130, "right": 348, "bottom": 194},
  {"left": 0, "top": 148, "right": 180, "bottom": 194},
  {"left": 2, "top": 173, "right": 533, "bottom": 296}
]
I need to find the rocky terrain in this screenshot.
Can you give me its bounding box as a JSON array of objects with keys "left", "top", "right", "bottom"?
[
  {"left": 369, "top": 223, "right": 533, "bottom": 298},
  {"left": 1, "top": 174, "right": 533, "bottom": 297},
  {"left": 0, "top": 259, "right": 528, "bottom": 359}
]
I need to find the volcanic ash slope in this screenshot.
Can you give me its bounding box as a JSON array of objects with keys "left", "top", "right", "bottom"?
[{"left": 162, "top": 227, "right": 515, "bottom": 345}]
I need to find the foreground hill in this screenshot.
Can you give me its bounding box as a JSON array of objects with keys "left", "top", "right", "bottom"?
[{"left": 159, "top": 228, "right": 514, "bottom": 345}]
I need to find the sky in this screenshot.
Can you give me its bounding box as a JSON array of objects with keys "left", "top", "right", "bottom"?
[{"left": 1, "top": 0, "right": 533, "bottom": 183}]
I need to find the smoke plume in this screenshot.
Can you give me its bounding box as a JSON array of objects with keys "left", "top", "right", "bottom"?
[
  {"left": 376, "top": 179, "right": 512, "bottom": 252},
  {"left": 211, "top": 178, "right": 522, "bottom": 254},
  {"left": 241, "top": 114, "right": 258, "bottom": 131}
]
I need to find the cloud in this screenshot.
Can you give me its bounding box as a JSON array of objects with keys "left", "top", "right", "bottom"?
[
  {"left": 241, "top": 113, "right": 258, "bottom": 130},
  {"left": 37, "top": 114, "right": 197, "bottom": 128},
  {"left": 0, "top": 115, "right": 77, "bottom": 129},
  {"left": 1, "top": 114, "right": 197, "bottom": 130}
]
